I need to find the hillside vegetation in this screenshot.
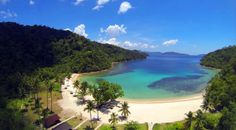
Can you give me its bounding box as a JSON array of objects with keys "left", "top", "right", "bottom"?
[
  {"left": 0, "top": 22, "right": 147, "bottom": 129},
  {"left": 200, "top": 46, "right": 236, "bottom": 69},
  {"left": 0, "top": 22, "right": 147, "bottom": 99},
  {"left": 200, "top": 45, "right": 236, "bottom": 129}
]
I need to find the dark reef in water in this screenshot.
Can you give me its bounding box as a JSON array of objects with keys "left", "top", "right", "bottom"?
[
  {"left": 105, "top": 63, "right": 134, "bottom": 76},
  {"left": 96, "top": 78, "right": 104, "bottom": 83},
  {"left": 148, "top": 75, "right": 204, "bottom": 92}
]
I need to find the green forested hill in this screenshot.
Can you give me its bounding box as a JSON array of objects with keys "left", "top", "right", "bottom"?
[
  {"left": 0, "top": 22, "right": 146, "bottom": 76},
  {"left": 200, "top": 45, "right": 236, "bottom": 129},
  {"left": 0, "top": 22, "right": 147, "bottom": 98},
  {"left": 0, "top": 22, "right": 71, "bottom": 74},
  {"left": 200, "top": 46, "right": 236, "bottom": 69}
]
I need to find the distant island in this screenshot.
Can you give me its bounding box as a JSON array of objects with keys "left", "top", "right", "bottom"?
[{"left": 149, "top": 52, "right": 205, "bottom": 57}]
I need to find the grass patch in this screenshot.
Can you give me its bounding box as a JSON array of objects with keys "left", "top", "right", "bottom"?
[
  {"left": 77, "top": 120, "right": 100, "bottom": 130},
  {"left": 6, "top": 90, "right": 63, "bottom": 126},
  {"left": 99, "top": 123, "right": 148, "bottom": 130},
  {"left": 153, "top": 121, "right": 184, "bottom": 130},
  {"left": 53, "top": 82, "right": 61, "bottom": 92},
  {"left": 67, "top": 115, "right": 84, "bottom": 128},
  {"left": 37, "top": 91, "right": 62, "bottom": 114},
  {"left": 153, "top": 112, "right": 222, "bottom": 130}
]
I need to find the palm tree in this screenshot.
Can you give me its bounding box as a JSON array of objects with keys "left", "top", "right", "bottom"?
[
  {"left": 67, "top": 73, "right": 71, "bottom": 80},
  {"left": 79, "top": 82, "right": 88, "bottom": 102},
  {"left": 45, "top": 81, "right": 49, "bottom": 110},
  {"left": 88, "top": 85, "right": 95, "bottom": 95},
  {"left": 32, "top": 76, "right": 41, "bottom": 104},
  {"left": 119, "top": 102, "right": 131, "bottom": 119},
  {"left": 95, "top": 104, "right": 100, "bottom": 120},
  {"left": 39, "top": 69, "right": 53, "bottom": 110},
  {"left": 48, "top": 82, "right": 54, "bottom": 112},
  {"left": 73, "top": 80, "right": 80, "bottom": 94},
  {"left": 184, "top": 111, "right": 194, "bottom": 130},
  {"left": 34, "top": 97, "right": 41, "bottom": 109},
  {"left": 109, "top": 113, "right": 119, "bottom": 128},
  {"left": 194, "top": 110, "right": 206, "bottom": 130},
  {"left": 93, "top": 88, "right": 102, "bottom": 107},
  {"left": 201, "top": 98, "right": 214, "bottom": 112},
  {"left": 32, "top": 77, "right": 40, "bottom": 100},
  {"left": 23, "top": 75, "right": 34, "bottom": 99},
  {"left": 93, "top": 88, "right": 101, "bottom": 120},
  {"left": 34, "top": 97, "right": 42, "bottom": 123},
  {"left": 84, "top": 100, "right": 95, "bottom": 120}
]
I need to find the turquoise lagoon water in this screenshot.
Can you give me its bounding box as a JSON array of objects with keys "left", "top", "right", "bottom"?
[{"left": 80, "top": 53, "right": 217, "bottom": 99}]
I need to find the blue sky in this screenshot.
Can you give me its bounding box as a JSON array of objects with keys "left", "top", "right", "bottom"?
[{"left": 0, "top": 0, "right": 236, "bottom": 54}]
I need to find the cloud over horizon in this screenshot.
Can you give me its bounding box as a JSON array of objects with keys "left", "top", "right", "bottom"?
[
  {"left": 99, "top": 23, "right": 157, "bottom": 50},
  {"left": 100, "top": 38, "right": 157, "bottom": 50},
  {"left": 0, "top": 10, "right": 17, "bottom": 19},
  {"left": 163, "top": 39, "right": 178, "bottom": 46}
]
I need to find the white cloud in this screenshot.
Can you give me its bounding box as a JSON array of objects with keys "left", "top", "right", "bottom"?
[
  {"left": 100, "top": 38, "right": 157, "bottom": 50},
  {"left": 74, "top": 24, "right": 88, "bottom": 38},
  {"left": 74, "top": 0, "right": 85, "bottom": 5},
  {"left": 163, "top": 39, "right": 178, "bottom": 46},
  {"left": 118, "top": 1, "right": 132, "bottom": 14},
  {"left": 0, "top": 10, "right": 17, "bottom": 19},
  {"left": 93, "top": 0, "right": 110, "bottom": 10},
  {"left": 101, "top": 38, "right": 120, "bottom": 46},
  {"left": 92, "top": 6, "right": 101, "bottom": 10},
  {"left": 123, "top": 41, "right": 138, "bottom": 48},
  {"left": 64, "top": 28, "right": 72, "bottom": 32},
  {"left": 122, "top": 41, "right": 157, "bottom": 49},
  {"left": 29, "top": 0, "right": 35, "bottom": 5},
  {"left": 141, "top": 43, "right": 149, "bottom": 48},
  {"left": 0, "top": 0, "right": 9, "bottom": 4},
  {"left": 101, "top": 24, "right": 127, "bottom": 37},
  {"left": 150, "top": 45, "right": 157, "bottom": 49}
]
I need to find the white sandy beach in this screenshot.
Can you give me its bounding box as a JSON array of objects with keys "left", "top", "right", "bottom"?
[{"left": 57, "top": 74, "right": 203, "bottom": 124}]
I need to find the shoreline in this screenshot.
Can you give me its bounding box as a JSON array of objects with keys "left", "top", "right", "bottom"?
[
  {"left": 57, "top": 58, "right": 218, "bottom": 124},
  {"left": 79, "top": 62, "right": 120, "bottom": 76},
  {"left": 118, "top": 93, "right": 203, "bottom": 104},
  {"left": 58, "top": 73, "right": 204, "bottom": 123},
  {"left": 200, "top": 65, "right": 221, "bottom": 73}
]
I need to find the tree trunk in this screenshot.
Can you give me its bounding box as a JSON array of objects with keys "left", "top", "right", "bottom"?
[
  {"left": 90, "top": 111, "right": 92, "bottom": 120},
  {"left": 50, "top": 92, "right": 52, "bottom": 112},
  {"left": 46, "top": 86, "right": 48, "bottom": 109},
  {"left": 36, "top": 87, "right": 39, "bottom": 99},
  {"left": 34, "top": 92, "right": 36, "bottom": 100},
  {"left": 82, "top": 97, "right": 85, "bottom": 104},
  {"left": 97, "top": 109, "right": 99, "bottom": 120}
]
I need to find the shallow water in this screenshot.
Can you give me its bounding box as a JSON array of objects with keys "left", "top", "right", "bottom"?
[{"left": 80, "top": 53, "right": 217, "bottom": 99}]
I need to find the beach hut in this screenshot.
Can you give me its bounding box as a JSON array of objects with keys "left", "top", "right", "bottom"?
[
  {"left": 52, "top": 122, "right": 72, "bottom": 130},
  {"left": 44, "top": 114, "right": 60, "bottom": 128}
]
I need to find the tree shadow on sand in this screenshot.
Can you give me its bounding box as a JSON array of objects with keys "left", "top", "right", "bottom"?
[
  {"left": 97, "top": 100, "right": 120, "bottom": 114},
  {"left": 118, "top": 116, "right": 127, "bottom": 121},
  {"left": 76, "top": 98, "right": 89, "bottom": 106}
]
